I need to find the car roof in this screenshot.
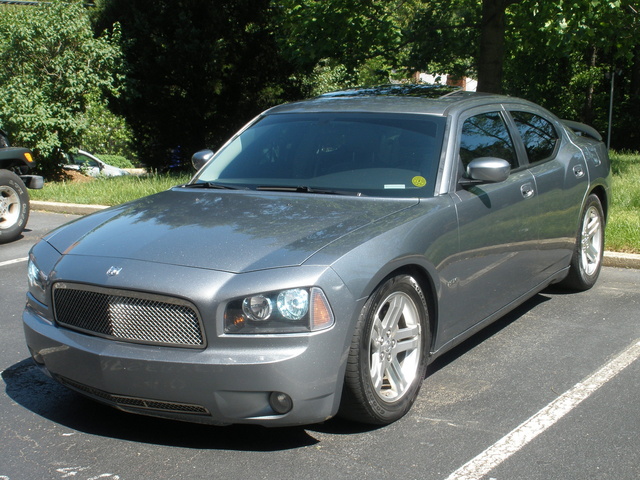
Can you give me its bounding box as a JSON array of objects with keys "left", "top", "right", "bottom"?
[{"left": 265, "top": 84, "right": 531, "bottom": 117}]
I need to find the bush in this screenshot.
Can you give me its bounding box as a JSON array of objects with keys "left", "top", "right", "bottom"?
[
  {"left": 0, "top": 0, "right": 123, "bottom": 178},
  {"left": 95, "top": 154, "right": 135, "bottom": 169}
]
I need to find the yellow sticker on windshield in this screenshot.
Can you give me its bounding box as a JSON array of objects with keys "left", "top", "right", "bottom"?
[{"left": 412, "top": 176, "right": 427, "bottom": 187}]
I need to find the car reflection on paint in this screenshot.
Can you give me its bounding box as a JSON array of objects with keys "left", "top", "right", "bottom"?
[{"left": 24, "top": 85, "right": 611, "bottom": 427}]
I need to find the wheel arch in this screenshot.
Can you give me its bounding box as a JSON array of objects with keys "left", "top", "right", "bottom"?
[
  {"left": 589, "top": 184, "right": 609, "bottom": 224},
  {"left": 368, "top": 262, "right": 440, "bottom": 359}
]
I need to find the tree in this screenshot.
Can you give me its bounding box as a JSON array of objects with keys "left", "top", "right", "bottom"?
[
  {"left": 408, "top": 0, "right": 639, "bottom": 149},
  {"left": 406, "top": 0, "right": 479, "bottom": 79},
  {"left": 0, "top": 0, "right": 123, "bottom": 176},
  {"left": 273, "top": 0, "right": 414, "bottom": 94},
  {"left": 476, "top": 0, "right": 523, "bottom": 93},
  {"left": 408, "top": 0, "right": 524, "bottom": 93},
  {"left": 506, "top": 0, "right": 640, "bottom": 148},
  {"left": 94, "top": 0, "right": 301, "bottom": 169}
]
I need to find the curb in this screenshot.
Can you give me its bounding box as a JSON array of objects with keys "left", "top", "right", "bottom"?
[
  {"left": 603, "top": 251, "right": 640, "bottom": 269},
  {"left": 31, "top": 200, "right": 109, "bottom": 216},
  {"left": 30, "top": 201, "right": 640, "bottom": 269}
]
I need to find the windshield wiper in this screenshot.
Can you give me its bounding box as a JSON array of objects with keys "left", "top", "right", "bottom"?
[
  {"left": 256, "top": 185, "right": 363, "bottom": 196},
  {"left": 181, "top": 182, "right": 246, "bottom": 190}
]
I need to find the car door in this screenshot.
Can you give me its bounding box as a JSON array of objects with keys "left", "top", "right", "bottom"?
[
  {"left": 443, "top": 108, "right": 541, "bottom": 340},
  {"left": 507, "top": 109, "right": 590, "bottom": 276}
]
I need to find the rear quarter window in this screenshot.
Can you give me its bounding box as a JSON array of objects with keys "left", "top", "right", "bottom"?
[{"left": 511, "top": 111, "right": 559, "bottom": 164}]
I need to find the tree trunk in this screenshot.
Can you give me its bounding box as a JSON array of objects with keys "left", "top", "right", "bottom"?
[
  {"left": 476, "top": 0, "right": 522, "bottom": 94},
  {"left": 632, "top": 49, "right": 640, "bottom": 98}
]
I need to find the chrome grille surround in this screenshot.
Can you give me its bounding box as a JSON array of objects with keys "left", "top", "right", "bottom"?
[
  {"left": 52, "top": 282, "right": 205, "bottom": 348},
  {"left": 57, "top": 375, "right": 210, "bottom": 415}
]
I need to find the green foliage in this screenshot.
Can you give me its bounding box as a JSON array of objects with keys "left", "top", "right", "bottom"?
[
  {"left": 606, "top": 151, "right": 640, "bottom": 253},
  {"left": 406, "top": 0, "right": 480, "bottom": 79},
  {"left": 406, "top": 0, "right": 640, "bottom": 150},
  {"left": 0, "top": 0, "right": 123, "bottom": 177},
  {"left": 302, "top": 59, "right": 353, "bottom": 96},
  {"left": 274, "top": 0, "right": 402, "bottom": 71},
  {"left": 80, "top": 101, "right": 136, "bottom": 160},
  {"left": 93, "top": 0, "right": 301, "bottom": 170},
  {"left": 274, "top": 0, "right": 417, "bottom": 95},
  {"left": 95, "top": 154, "right": 135, "bottom": 169},
  {"left": 505, "top": 0, "right": 640, "bottom": 147}
]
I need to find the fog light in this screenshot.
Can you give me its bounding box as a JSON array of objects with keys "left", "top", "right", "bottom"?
[{"left": 269, "top": 391, "right": 293, "bottom": 414}]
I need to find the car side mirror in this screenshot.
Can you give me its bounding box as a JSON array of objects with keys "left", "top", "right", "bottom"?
[
  {"left": 460, "top": 157, "right": 511, "bottom": 186},
  {"left": 192, "top": 149, "right": 215, "bottom": 171}
]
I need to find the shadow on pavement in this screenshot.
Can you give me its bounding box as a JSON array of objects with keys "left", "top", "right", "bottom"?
[
  {"left": 426, "top": 291, "right": 554, "bottom": 376},
  {"left": 3, "top": 291, "right": 562, "bottom": 449},
  {"left": 2, "top": 359, "right": 328, "bottom": 451}
]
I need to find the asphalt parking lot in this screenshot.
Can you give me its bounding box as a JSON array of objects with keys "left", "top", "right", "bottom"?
[{"left": 1, "top": 211, "right": 639, "bottom": 480}]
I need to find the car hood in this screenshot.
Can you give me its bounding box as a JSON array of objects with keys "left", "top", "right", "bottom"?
[{"left": 45, "top": 189, "right": 418, "bottom": 273}]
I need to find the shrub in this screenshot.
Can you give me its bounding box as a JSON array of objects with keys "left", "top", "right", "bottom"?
[{"left": 95, "top": 154, "right": 135, "bottom": 169}]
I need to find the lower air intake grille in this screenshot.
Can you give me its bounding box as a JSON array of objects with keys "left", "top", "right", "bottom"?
[
  {"left": 53, "top": 283, "right": 204, "bottom": 348},
  {"left": 57, "top": 375, "right": 210, "bottom": 415}
]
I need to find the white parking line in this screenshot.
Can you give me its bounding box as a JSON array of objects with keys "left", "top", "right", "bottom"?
[
  {"left": 0, "top": 257, "right": 28, "bottom": 267},
  {"left": 445, "top": 339, "right": 640, "bottom": 480}
]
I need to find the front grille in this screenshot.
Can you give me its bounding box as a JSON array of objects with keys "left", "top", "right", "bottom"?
[
  {"left": 52, "top": 283, "right": 205, "bottom": 348},
  {"left": 57, "top": 375, "right": 210, "bottom": 415}
]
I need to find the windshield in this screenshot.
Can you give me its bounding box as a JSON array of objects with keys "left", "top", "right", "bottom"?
[{"left": 193, "top": 112, "right": 446, "bottom": 198}]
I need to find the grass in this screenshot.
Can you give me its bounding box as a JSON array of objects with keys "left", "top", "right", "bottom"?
[
  {"left": 29, "top": 172, "right": 192, "bottom": 206},
  {"left": 28, "top": 152, "right": 640, "bottom": 253},
  {"left": 606, "top": 151, "right": 640, "bottom": 253}
]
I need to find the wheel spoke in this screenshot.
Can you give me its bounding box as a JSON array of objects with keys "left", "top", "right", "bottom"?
[
  {"left": 386, "top": 357, "right": 408, "bottom": 394},
  {"left": 370, "top": 353, "right": 387, "bottom": 391},
  {"left": 586, "top": 216, "right": 600, "bottom": 239},
  {"left": 371, "top": 316, "right": 384, "bottom": 340},
  {"left": 381, "top": 295, "right": 405, "bottom": 331},
  {"left": 585, "top": 243, "right": 598, "bottom": 263},
  {"left": 393, "top": 325, "right": 420, "bottom": 355},
  {"left": 394, "top": 336, "right": 420, "bottom": 356},
  {"left": 394, "top": 324, "right": 419, "bottom": 342}
]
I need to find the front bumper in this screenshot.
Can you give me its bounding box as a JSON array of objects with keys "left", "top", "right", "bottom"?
[{"left": 23, "top": 302, "right": 349, "bottom": 426}]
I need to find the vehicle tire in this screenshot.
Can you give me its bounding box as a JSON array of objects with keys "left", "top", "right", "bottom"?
[
  {"left": 339, "top": 274, "right": 430, "bottom": 425},
  {"left": 0, "top": 170, "right": 30, "bottom": 244},
  {"left": 559, "top": 194, "right": 605, "bottom": 291}
]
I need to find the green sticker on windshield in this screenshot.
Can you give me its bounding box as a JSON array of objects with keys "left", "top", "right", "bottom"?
[{"left": 412, "top": 176, "right": 427, "bottom": 187}]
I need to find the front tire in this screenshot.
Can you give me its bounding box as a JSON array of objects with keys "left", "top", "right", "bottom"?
[
  {"left": 559, "top": 194, "right": 605, "bottom": 291},
  {"left": 339, "top": 275, "right": 430, "bottom": 425},
  {"left": 0, "top": 170, "right": 30, "bottom": 244}
]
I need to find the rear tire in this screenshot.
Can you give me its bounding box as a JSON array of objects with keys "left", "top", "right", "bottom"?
[
  {"left": 0, "top": 170, "right": 30, "bottom": 244},
  {"left": 559, "top": 194, "right": 605, "bottom": 291},
  {"left": 339, "top": 275, "right": 429, "bottom": 425}
]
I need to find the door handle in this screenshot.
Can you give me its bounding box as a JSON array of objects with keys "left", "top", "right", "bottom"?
[{"left": 521, "top": 183, "right": 535, "bottom": 199}]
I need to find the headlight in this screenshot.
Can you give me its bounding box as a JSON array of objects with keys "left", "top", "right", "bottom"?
[
  {"left": 225, "top": 287, "right": 334, "bottom": 334},
  {"left": 27, "top": 255, "right": 48, "bottom": 305}
]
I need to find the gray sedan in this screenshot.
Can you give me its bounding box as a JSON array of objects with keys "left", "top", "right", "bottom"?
[{"left": 23, "top": 86, "right": 611, "bottom": 426}]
